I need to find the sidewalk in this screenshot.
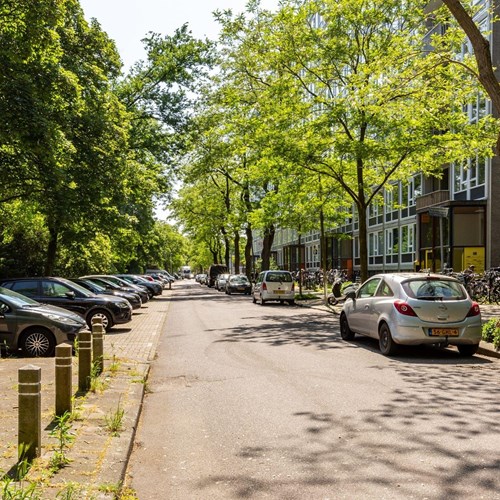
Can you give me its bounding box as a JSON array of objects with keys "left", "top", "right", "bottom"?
[
  {"left": 0, "top": 293, "right": 170, "bottom": 499},
  {"left": 296, "top": 294, "right": 500, "bottom": 359}
]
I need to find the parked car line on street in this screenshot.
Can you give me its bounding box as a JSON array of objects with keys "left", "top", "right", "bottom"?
[
  {"left": 115, "top": 274, "right": 162, "bottom": 298},
  {"left": 81, "top": 275, "right": 150, "bottom": 303},
  {"left": 70, "top": 278, "right": 142, "bottom": 310}
]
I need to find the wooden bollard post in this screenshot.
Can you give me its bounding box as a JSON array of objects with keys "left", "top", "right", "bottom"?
[
  {"left": 92, "top": 318, "right": 105, "bottom": 376},
  {"left": 55, "top": 344, "right": 73, "bottom": 416},
  {"left": 78, "top": 330, "right": 92, "bottom": 393},
  {"left": 18, "top": 365, "right": 41, "bottom": 461}
]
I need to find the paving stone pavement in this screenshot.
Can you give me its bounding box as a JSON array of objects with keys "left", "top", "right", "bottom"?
[
  {"left": 0, "top": 293, "right": 171, "bottom": 499},
  {"left": 1, "top": 286, "right": 499, "bottom": 499}
]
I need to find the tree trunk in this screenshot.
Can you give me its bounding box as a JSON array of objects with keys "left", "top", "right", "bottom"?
[
  {"left": 44, "top": 225, "right": 58, "bottom": 276},
  {"left": 358, "top": 203, "right": 369, "bottom": 283},
  {"left": 245, "top": 225, "right": 253, "bottom": 280},
  {"left": 442, "top": 0, "right": 500, "bottom": 152},
  {"left": 261, "top": 224, "right": 275, "bottom": 271},
  {"left": 224, "top": 236, "right": 230, "bottom": 269},
  {"left": 233, "top": 231, "right": 240, "bottom": 274}
]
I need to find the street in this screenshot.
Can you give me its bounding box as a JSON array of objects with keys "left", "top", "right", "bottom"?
[{"left": 126, "top": 280, "right": 500, "bottom": 499}]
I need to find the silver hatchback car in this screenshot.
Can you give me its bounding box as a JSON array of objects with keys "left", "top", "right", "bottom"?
[{"left": 340, "top": 273, "right": 482, "bottom": 356}]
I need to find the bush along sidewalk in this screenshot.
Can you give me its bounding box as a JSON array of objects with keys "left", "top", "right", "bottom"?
[{"left": 482, "top": 318, "right": 500, "bottom": 350}]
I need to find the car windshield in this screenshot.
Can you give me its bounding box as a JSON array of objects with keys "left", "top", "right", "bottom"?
[
  {"left": 267, "top": 272, "right": 292, "bottom": 283},
  {"left": 60, "top": 280, "right": 94, "bottom": 297},
  {"left": 81, "top": 280, "right": 105, "bottom": 292},
  {"left": 403, "top": 278, "right": 466, "bottom": 301},
  {"left": 0, "top": 286, "right": 40, "bottom": 306},
  {"left": 231, "top": 276, "right": 249, "bottom": 284},
  {"left": 86, "top": 277, "right": 118, "bottom": 289}
]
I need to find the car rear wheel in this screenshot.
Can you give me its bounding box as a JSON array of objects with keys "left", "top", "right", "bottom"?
[
  {"left": 87, "top": 310, "right": 112, "bottom": 331},
  {"left": 288, "top": 299, "right": 295, "bottom": 305},
  {"left": 340, "top": 313, "right": 355, "bottom": 341},
  {"left": 379, "top": 323, "right": 398, "bottom": 356},
  {"left": 457, "top": 343, "right": 479, "bottom": 357},
  {"left": 20, "top": 328, "right": 56, "bottom": 357}
]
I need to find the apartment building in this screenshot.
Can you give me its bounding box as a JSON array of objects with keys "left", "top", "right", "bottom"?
[{"left": 253, "top": 0, "right": 499, "bottom": 277}]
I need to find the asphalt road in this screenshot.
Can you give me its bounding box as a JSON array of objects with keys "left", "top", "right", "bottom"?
[{"left": 126, "top": 280, "right": 500, "bottom": 500}]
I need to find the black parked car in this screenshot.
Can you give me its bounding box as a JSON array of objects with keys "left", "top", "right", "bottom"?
[
  {"left": 0, "top": 286, "right": 86, "bottom": 357},
  {"left": 81, "top": 275, "right": 150, "bottom": 303},
  {"left": 70, "top": 278, "right": 142, "bottom": 310},
  {"left": 114, "top": 274, "right": 162, "bottom": 297},
  {"left": 225, "top": 275, "right": 252, "bottom": 295},
  {"left": 0, "top": 277, "right": 133, "bottom": 332}
]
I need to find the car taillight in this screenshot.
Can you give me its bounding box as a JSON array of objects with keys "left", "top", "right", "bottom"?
[
  {"left": 466, "top": 302, "right": 480, "bottom": 317},
  {"left": 393, "top": 300, "right": 417, "bottom": 317},
  {"left": 262, "top": 282, "right": 267, "bottom": 291}
]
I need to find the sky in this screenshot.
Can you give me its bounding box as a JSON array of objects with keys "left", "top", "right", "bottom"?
[{"left": 79, "top": 0, "right": 278, "bottom": 70}]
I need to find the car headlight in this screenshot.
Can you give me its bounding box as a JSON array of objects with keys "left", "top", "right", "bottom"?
[
  {"left": 117, "top": 301, "right": 129, "bottom": 308},
  {"left": 46, "top": 313, "right": 81, "bottom": 326}
]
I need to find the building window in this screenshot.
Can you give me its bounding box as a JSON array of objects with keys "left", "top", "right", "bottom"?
[
  {"left": 369, "top": 231, "right": 383, "bottom": 257},
  {"left": 453, "top": 156, "right": 487, "bottom": 194},
  {"left": 386, "top": 228, "right": 399, "bottom": 255},
  {"left": 401, "top": 224, "right": 415, "bottom": 254}
]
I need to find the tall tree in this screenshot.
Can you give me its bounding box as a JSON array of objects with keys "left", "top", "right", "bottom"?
[{"left": 218, "top": 0, "right": 497, "bottom": 281}]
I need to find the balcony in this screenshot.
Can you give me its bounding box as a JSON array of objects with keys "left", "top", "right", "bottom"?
[{"left": 416, "top": 190, "right": 450, "bottom": 211}]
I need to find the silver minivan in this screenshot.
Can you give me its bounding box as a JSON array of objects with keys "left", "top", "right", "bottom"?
[{"left": 252, "top": 270, "right": 295, "bottom": 305}]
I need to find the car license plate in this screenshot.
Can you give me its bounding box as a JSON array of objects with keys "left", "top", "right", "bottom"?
[
  {"left": 274, "top": 290, "right": 285, "bottom": 294},
  {"left": 429, "top": 328, "right": 459, "bottom": 337}
]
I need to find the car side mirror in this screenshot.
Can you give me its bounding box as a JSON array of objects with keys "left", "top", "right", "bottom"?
[
  {"left": 65, "top": 291, "right": 76, "bottom": 299},
  {"left": 346, "top": 291, "right": 356, "bottom": 301}
]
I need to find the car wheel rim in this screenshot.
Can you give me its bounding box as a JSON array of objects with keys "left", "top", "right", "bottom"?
[
  {"left": 25, "top": 332, "right": 50, "bottom": 356},
  {"left": 92, "top": 313, "right": 109, "bottom": 328}
]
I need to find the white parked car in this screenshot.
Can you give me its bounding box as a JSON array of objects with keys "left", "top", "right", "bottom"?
[
  {"left": 340, "top": 273, "right": 482, "bottom": 356},
  {"left": 252, "top": 270, "right": 295, "bottom": 305}
]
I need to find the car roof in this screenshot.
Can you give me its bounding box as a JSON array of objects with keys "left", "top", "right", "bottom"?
[{"left": 369, "top": 273, "right": 459, "bottom": 283}]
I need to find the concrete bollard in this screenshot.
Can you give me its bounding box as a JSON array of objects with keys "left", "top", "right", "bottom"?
[
  {"left": 91, "top": 318, "right": 105, "bottom": 376},
  {"left": 55, "top": 344, "right": 73, "bottom": 416},
  {"left": 78, "top": 330, "right": 92, "bottom": 393},
  {"left": 18, "top": 365, "right": 41, "bottom": 461}
]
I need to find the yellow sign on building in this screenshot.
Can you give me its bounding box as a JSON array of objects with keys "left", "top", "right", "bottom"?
[{"left": 463, "top": 247, "right": 485, "bottom": 273}]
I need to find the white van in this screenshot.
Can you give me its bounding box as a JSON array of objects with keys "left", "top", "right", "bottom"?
[{"left": 252, "top": 270, "right": 295, "bottom": 305}]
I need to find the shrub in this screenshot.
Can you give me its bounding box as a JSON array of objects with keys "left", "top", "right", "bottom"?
[{"left": 482, "top": 318, "right": 500, "bottom": 349}]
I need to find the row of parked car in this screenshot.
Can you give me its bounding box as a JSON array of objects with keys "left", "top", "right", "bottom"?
[
  {"left": 196, "top": 270, "right": 296, "bottom": 305},
  {"left": 0, "top": 271, "right": 175, "bottom": 358}
]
